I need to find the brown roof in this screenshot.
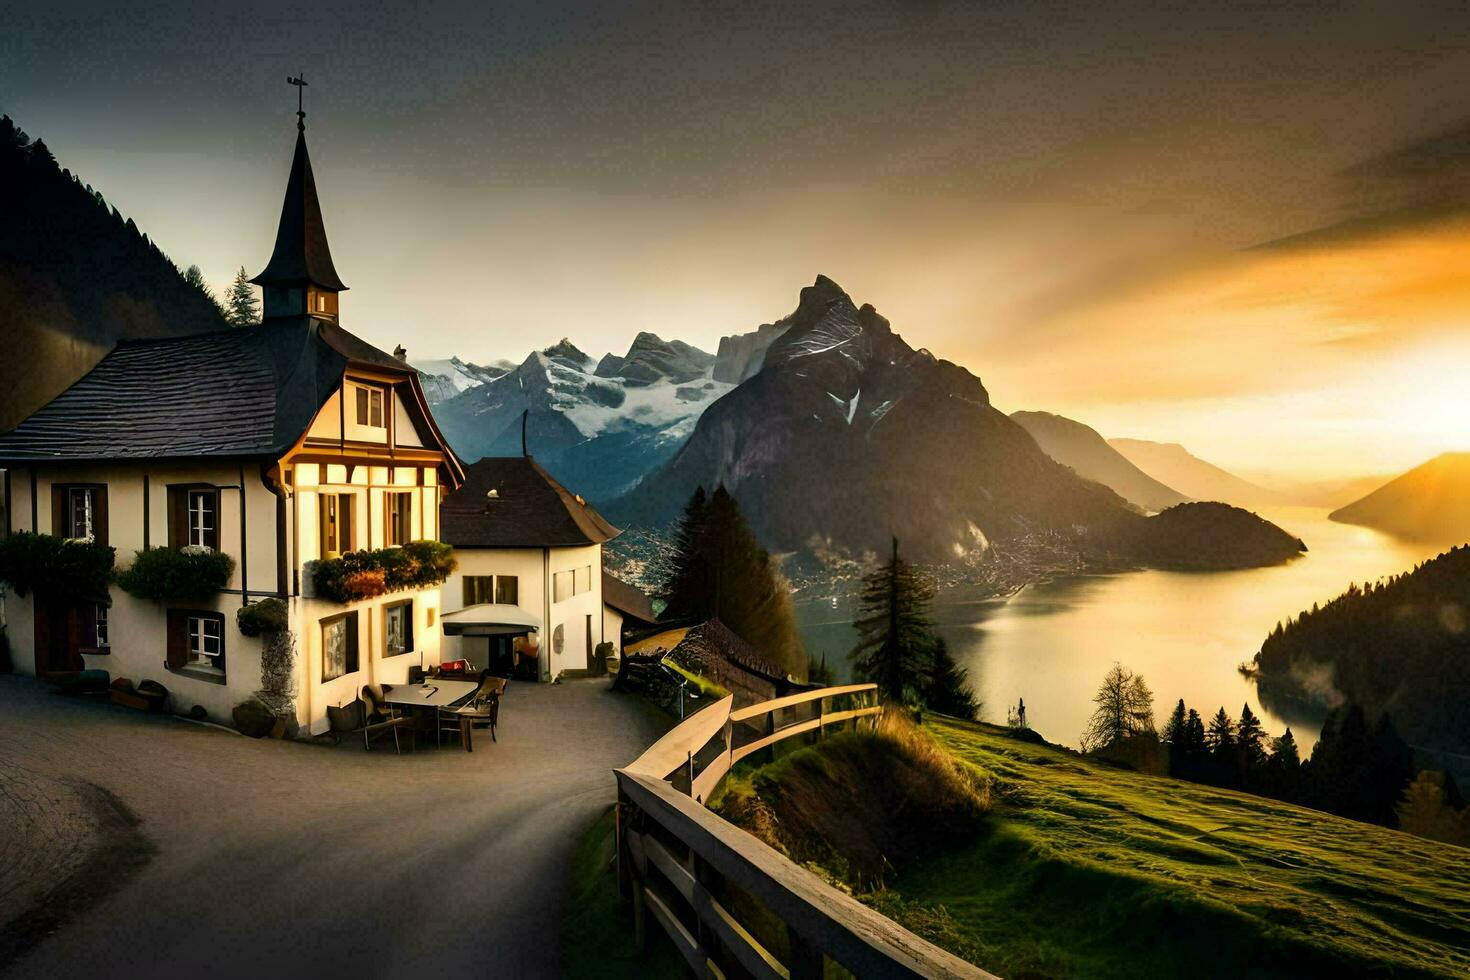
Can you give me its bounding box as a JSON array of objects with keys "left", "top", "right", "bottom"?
[
  {"left": 441, "top": 456, "right": 621, "bottom": 548},
  {"left": 602, "top": 571, "right": 657, "bottom": 625},
  {"left": 673, "top": 619, "right": 789, "bottom": 684},
  {"left": 252, "top": 126, "right": 347, "bottom": 292}
]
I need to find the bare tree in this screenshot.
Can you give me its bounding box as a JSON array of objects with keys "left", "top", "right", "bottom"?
[{"left": 1080, "top": 662, "right": 1155, "bottom": 751}]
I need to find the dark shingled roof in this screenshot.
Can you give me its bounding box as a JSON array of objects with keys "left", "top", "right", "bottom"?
[
  {"left": 0, "top": 317, "right": 410, "bottom": 462},
  {"left": 602, "top": 571, "right": 657, "bottom": 625},
  {"left": 251, "top": 127, "right": 348, "bottom": 291},
  {"left": 442, "top": 457, "right": 620, "bottom": 548}
]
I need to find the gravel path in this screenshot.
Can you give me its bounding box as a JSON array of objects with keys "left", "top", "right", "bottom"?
[{"left": 0, "top": 675, "right": 664, "bottom": 979}]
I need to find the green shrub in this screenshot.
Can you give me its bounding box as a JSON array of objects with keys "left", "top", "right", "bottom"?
[
  {"left": 115, "top": 546, "right": 235, "bottom": 604},
  {"left": 0, "top": 530, "right": 114, "bottom": 599},
  {"left": 236, "top": 597, "right": 288, "bottom": 637},
  {"left": 312, "top": 539, "right": 457, "bottom": 603}
]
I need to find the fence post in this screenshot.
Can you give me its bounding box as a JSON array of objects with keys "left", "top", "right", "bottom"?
[
  {"left": 686, "top": 750, "right": 695, "bottom": 796},
  {"left": 615, "top": 784, "right": 631, "bottom": 899}
]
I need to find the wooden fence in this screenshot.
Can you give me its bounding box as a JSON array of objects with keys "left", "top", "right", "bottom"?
[{"left": 614, "top": 683, "right": 994, "bottom": 978}]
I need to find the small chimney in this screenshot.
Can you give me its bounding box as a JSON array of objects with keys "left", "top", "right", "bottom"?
[{"left": 393, "top": 344, "right": 407, "bottom": 363}]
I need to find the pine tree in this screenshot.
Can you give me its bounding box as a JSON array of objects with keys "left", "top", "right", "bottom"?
[
  {"left": 851, "top": 537, "right": 937, "bottom": 703},
  {"left": 183, "top": 264, "right": 223, "bottom": 315},
  {"left": 1079, "top": 663, "right": 1155, "bottom": 752},
  {"left": 1162, "top": 699, "right": 1188, "bottom": 775},
  {"left": 1262, "top": 727, "right": 1302, "bottom": 801},
  {"left": 658, "top": 486, "right": 805, "bottom": 675},
  {"left": 224, "top": 265, "right": 260, "bottom": 327},
  {"left": 924, "top": 636, "right": 978, "bottom": 720},
  {"left": 1206, "top": 707, "right": 1235, "bottom": 754}
]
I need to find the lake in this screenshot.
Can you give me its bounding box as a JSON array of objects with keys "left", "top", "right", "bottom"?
[{"left": 796, "top": 507, "right": 1453, "bottom": 752}]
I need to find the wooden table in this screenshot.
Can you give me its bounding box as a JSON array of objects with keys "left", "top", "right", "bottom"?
[{"left": 381, "top": 680, "right": 478, "bottom": 709}]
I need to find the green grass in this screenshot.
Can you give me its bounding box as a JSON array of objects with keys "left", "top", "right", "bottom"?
[
  {"left": 560, "top": 806, "right": 681, "bottom": 980},
  {"left": 892, "top": 717, "right": 1470, "bottom": 979}
]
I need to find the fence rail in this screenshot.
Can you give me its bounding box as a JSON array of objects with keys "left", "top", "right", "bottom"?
[{"left": 614, "top": 683, "right": 992, "bottom": 979}]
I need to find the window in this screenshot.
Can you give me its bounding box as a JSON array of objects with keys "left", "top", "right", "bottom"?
[
  {"left": 553, "top": 570, "right": 574, "bottom": 604},
  {"left": 384, "top": 601, "right": 413, "bottom": 656},
  {"left": 166, "top": 610, "right": 225, "bottom": 679},
  {"left": 53, "top": 484, "right": 107, "bottom": 545},
  {"left": 386, "top": 492, "right": 413, "bottom": 546},
  {"left": 188, "top": 490, "right": 216, "bottom": 549},
  {"left": 167, "top": 485, "right": 217, "bottom": 551},
  {"left": 354, "top": 385, "right": 384, "bottom": 428},
  {"left": 464, "top": 575, "right": 518, "bottom": 606},
  {"left": 322, "top": 612, "right": 359, "bottom": 681},
  {"left": 319, "top": 493, "right": 355, "bottom": 558},
  {"left": 575, "top": 565, "right": 592, "bottom": 595},
  {"left": 92, "top": 603, "right": 109, "bottom": 649}
]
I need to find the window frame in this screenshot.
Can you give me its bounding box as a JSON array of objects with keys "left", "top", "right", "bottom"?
[
  {"left": 553, "top": 570, "right": 574, "bottom": 604},
  {"left": 52, "top": 483, "right": 108, "bottom": 545},
  {"left": 383, "top": 600, "right": 414, "bottom": 657},
  {"left": 187, "top": 489, "right": 217, "bottom": 549},
  {"left": 167, "top": 484, "right": 218, "bottom": 551},
  {"left": 321, "top": 611, "right": 360, "bottom": 682},
  {"left": 319, "top": 492, "right": 355, "bottom": 559},
  {"left": 353, "top": 384, "right": 386, "bottom": 429},
  {"left": 166, "top": 608, "right": 226, "bottom": 682},
  {"left": 386, "top": 491, "right": 413, "bottom": 547}
]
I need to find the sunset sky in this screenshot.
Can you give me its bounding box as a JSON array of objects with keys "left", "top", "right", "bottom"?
[{"left": 5, "top": 0, "right": 1469, "bottom": 481}]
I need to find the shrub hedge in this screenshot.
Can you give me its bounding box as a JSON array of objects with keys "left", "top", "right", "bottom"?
[
  {"left": 312, "top": 539, "right": 456, "bottom": 603},
  {"left": 0, "top": 531, "right": 115, "bottom": 600},
  {"left": 115, "top": 546, "right": 236, "bottom": 604},
  {"left": 237, "top": 597, "right": 288, "bottom": 637}
]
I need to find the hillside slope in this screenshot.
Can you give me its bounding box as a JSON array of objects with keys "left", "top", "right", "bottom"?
[
  {"left": 1110, "top": 438, "right": 1285, "bottom": 508},
  {"left": 0, "top": 115, "right": 228, "bottom": 432},
  {"left": 1328, "top": 452, "right": 1470, "bottom": 543},
  {"left": 801, "top": 717, "right": 1468, "bottom": 978},
  {"left": 1012, "top": 410, "right": 1189, "bottom": 512}
]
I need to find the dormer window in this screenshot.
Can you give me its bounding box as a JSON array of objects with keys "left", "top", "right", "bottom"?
[{"left": 354, "top": 385, "right": 384, "bottom": 428}]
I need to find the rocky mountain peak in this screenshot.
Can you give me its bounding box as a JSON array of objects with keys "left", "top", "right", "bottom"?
[{"left": 542, "top": 338, "right": 592, "bottom": 368}]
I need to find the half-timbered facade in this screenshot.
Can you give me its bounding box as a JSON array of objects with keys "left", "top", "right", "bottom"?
[{"left": 0, "top": 117, "right": 464, "bottom": 733}]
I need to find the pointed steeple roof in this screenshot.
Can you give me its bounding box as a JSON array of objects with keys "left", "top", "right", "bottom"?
[{"left": 252, "top": 125, "right": 348, "bottom": 291}]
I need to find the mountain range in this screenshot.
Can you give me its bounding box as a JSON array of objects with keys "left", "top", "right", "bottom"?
[
  {"left": 425, "top": 333, "right": 734, "bottom": 502},
  {"left": 1011, "top": 411, "right": 1190, "bottom": 513},
  {"left": 1328, "top": 453, "right": 1470, "bottom": 543},
  {"left": 1108, "top": 438, "right": 1288, "bottom": 509},
  {"left": 607, "top": 275, "right": 1304, "bottom": 568}
]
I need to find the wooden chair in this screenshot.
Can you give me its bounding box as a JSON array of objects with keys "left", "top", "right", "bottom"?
[
  {"left": 328, "top": 698, "right": 412, "bottom": 754},
  {"left": 437, "top": 677, "right": 503, "bottom": 751}
]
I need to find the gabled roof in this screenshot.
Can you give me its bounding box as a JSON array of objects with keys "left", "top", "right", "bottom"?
[
  {"left": 602, "top": 571, "right": 657, "bottom": 625},
  {"left": 251, "top": 127, "right": 347, "bottom": 291},
  {"left": 441, "top": 457, "right": 620, "bottom": 548},
  {"left": 0, "top": 317, "right": 419, "bottom": 463}
]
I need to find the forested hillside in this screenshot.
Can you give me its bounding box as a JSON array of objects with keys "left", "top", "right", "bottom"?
[
  {"left": 0, "top": 115, "right": 226, "bottom": 432},
  {"left": 1254, "top": 545, "right": 1470, "bottom": 755}
]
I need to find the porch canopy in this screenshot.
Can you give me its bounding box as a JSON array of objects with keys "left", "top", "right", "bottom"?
[{"left": 441, "top": 604, "right": 542, "bottom": 637}]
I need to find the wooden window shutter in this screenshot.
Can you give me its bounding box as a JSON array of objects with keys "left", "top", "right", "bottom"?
[
  {"left": 93, "top": 487, "right": 109, "bottom": 548},
  {"left": 51, "top": 485, "right": 65, "bottom": 536},
  {"left": 345, "top": 612, "right": 360, "bottom": 674},
  {"left": 168, "top": 488, "right": 187, "bottom": 550},
  {"left": 165, "top": 610, "right": 188, "bottom": 669},
  {"left": 463, "top": 577, "right": 475, "bottom": 607}
]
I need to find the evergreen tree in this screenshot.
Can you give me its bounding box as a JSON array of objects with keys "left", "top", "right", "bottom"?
[
  {"left": 1162, "top": 699, "right": 1187, "bottom": 776},
  {"left": 851, "top": 537, "right": 936, "bottom": 703},
  {"left": 1303, "top": 704, "right": 1416, "bottom": 827},
  {"left": 1262, "top": 727, "right": 1302, "bottom": 800},
  {"left": 658, "top": 486, "right": 805, "bottom": 675},
  {"left": 1236, "top": 703, "right": 1267, "bottom": 766},
  {"left": 183, "top": 264, "right": 223, "bottom": 315},
  {"left": 924, "top": 636, "right": 978, "bottom": 720},
  {"left": 1206, "top": 707, "right": 1235, "bottom": 754},
  {"left": 1181, "top": 708, "right": 1208, "bottom": 779},
  {"left": 1396, "top": 772, "right": 1468, "bottom": 845},
  {"left": 1079, "top": 662, "right": 1155, "bottom": 752},
  {"left": 224, "top": 265, "right": 260, "bottom": 327}
]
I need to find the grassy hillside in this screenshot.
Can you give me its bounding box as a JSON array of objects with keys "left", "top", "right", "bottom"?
[{"left": 898, "top": 717, "right": 1470, "bottom": 978}]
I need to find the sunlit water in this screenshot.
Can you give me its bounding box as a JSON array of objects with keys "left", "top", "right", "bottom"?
[{"left": 797, "top": 508, "right": 1454, "bottom": 752}]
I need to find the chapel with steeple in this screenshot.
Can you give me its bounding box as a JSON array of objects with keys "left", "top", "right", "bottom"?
[{"left": 0, "top": 89, "right": 465, "bottom": 737}]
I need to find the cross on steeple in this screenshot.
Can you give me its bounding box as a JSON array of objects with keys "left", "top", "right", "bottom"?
[{"left": 287, "top": 74, "right": 307, "bottom": 130}]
